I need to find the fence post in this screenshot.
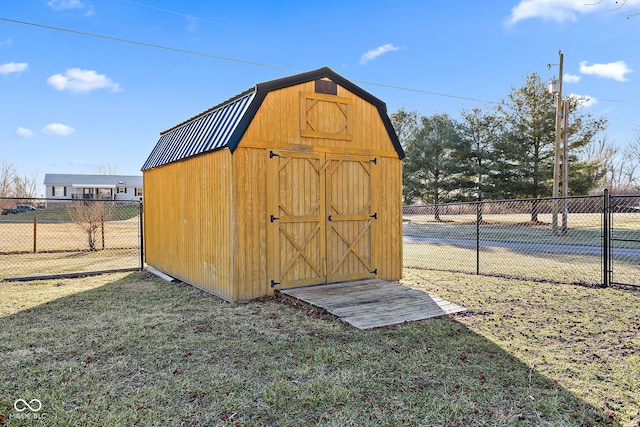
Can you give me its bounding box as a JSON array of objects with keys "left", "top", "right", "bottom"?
[
  {"left": 33, "top": 215, "right": 37, "bottom": 253},
  {"left": 476, "top": 201, "right": 480, "bottom": 275},
  {"left": 603, "top": 189, "right": 610, "bottom": 288},
  {"left": 139, "top": 201, "right": 144, "bottom": 271}
]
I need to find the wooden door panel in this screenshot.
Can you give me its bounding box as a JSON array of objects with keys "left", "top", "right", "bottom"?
[
  {"left": 268, "top": 151, "right": 326, "bottom": 288},
  {"left": 326, "top": 155, "right": 375, "bottom": 282}
]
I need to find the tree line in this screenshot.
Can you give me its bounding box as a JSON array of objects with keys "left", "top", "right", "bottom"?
[{"left": 391, "top": 72, "right": 639, "bottom": 210}]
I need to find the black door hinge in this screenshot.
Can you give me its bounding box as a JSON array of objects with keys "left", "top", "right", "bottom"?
[
  {"left": 270, "top": 280, "right": 281, "bottom": 288},
  {"left": 269, "top": 151, "right": 279, "bottom": 158},
  {"left": 370, "top": 213, "right": 378, "bottom": 220},
  {"left": 370, "top": 268, "right": 378, "bottom": 275},
  {"left": 270, "top": 215, "right": 280, "bottom": 222}
]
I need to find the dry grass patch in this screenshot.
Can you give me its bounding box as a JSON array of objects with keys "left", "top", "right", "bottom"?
[{"left": 405, "top": 268, "right": 640, "bottom": 426}]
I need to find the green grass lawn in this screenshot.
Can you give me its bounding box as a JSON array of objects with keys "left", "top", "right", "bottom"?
[{"left": 1, "top": 271, "right": 638, "bottom": 426}]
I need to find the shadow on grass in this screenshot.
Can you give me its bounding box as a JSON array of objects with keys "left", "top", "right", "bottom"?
[{"left": 0, "top": 272, "right": 619, "bottom": 426}]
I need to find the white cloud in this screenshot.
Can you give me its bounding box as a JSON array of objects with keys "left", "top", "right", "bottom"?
[
  {"left": 48, "top": 0, "right": 85, "bottom": 10},
  {"left": 506, "top": 0, "right": 640, "bottom": 25},
  {"left": 42, "top": 123, "right": 76, "bottom": 136},
  {"left": 0, "top": 62, "right": 29, "bottom": 76},
  {"left": 15, "top": 127, "right": 34, "bottom": 138},
  {"left": 579, "top": 60, "right": 632, "bottom": 81},
  {"left": 48, "top": 0, "right": 94, "bottom": 17},
  {"left": 0, "top": 38, "right": 12, "bottom": 47},
  {"left": 563, "top": 73, "right": 580, "bottom": 83},
  {"left": 47, "top": 68, "right": 122, "bottom": 93},
  {"left": 359, "top": 44, "right": 401, "bottom": 65}
]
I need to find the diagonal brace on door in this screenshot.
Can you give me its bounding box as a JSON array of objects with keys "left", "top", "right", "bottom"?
[
  {"left": 329, "top": 221, "right": 372, "bottom": 274},
  {"left": 277, "top": 223, "right": 322, "bottom": 278}
]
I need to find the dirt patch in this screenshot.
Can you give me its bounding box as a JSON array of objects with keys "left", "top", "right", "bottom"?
[{"left": 6, "top": 347, "right": 48, "bottom": 358}]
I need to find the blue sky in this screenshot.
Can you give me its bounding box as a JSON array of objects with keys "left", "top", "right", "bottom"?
[{"left": 1, "top": 0, "right": 639, "bottom": 192}]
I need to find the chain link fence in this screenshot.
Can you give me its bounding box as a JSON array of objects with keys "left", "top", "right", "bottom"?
[
  {"left": 0, "top": 197, "right": 143, "bottom": 280},
  {"left": 3, "top": 194, "right": 638, "bottom": 288},
  {"left": 609, "top": 194, "right": 640, "bottom": 288},
  {"left": 403, "top": 193, "right": 640, "bottom": 289}
]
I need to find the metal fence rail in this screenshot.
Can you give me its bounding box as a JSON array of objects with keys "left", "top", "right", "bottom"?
[
  {"left": 403, "top": 192, "right": 640, "bottom": 289},
  {"left": 0, "top": 197, "right": 143, "bottom": 280}
]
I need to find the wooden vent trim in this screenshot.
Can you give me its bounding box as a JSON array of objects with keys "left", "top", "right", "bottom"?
[{"left": 315, "top": 79, "right": 337, "bottom": 95}]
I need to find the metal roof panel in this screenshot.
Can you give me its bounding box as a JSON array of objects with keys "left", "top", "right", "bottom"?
[{"left": 141, "top": 91, "right": 255, "bottom": 170}]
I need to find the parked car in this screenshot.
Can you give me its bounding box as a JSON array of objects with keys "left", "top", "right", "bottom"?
[{"left": 15, "top": 205, "right": 36, "bottom": 213}]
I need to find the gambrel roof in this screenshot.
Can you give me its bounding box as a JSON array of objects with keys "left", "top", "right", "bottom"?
[{"left": 141, "top": 67, "right": 404, "bottom": 171}]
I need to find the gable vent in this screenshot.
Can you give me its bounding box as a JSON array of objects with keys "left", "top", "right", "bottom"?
[{"left": 315, "top": 79, "right": 337, "bottom": 95}]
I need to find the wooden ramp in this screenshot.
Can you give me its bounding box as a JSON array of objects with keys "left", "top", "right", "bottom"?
[{"left": 278, "top": 279, "right": 466, "bottom": 330}]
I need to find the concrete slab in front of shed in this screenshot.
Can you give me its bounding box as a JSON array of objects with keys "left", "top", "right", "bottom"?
[{"left": 278, "top": 279, "right": 466, "bottom": 329}]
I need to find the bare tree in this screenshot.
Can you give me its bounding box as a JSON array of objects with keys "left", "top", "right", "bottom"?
[
  {"left": 96, "top": 163, "right": 118, "bottom": 175},
  {"left": 588, "top": 134, "right": 640, "bottom": 194},
  {"left": 0, "top": 159, "right": 15, "bottom": 198},
  {"left": 0, "top": 158, "right": 40, "bottom": 199},
  {"left": 66, "top": 200, "right": 113, "bottom": 251}
]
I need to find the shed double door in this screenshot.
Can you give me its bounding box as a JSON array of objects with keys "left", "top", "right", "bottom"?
[{"left": 268, "top": 151, "right": 377, "bottom": 289}]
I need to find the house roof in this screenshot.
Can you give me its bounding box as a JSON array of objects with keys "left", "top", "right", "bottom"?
[
  {"left": 44, "top": 174, "right": 143, "bottom": 186},
  {"left": 141, "top": 67, "right": 404, "bottom": 171}
]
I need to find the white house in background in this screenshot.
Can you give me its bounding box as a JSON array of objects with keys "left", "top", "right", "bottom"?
[{"left": 43, "top": 174, "right": 143, "bottom": 201}]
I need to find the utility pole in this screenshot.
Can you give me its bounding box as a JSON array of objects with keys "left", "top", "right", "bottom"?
[
  {"left": 562, "top": 99, "right": 569, "bottom": 236},
  {"left": 550, "top": 50, "right": 564, "bottom": 236}
]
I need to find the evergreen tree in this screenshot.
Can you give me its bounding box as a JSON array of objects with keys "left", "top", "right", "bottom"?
[{"left": 403, "top": 114, "right": 461, "bottom": 218}]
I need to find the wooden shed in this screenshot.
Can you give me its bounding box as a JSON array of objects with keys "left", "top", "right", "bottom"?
[{"left": 141, "top": 67, "right": 405, "bottom": 302}]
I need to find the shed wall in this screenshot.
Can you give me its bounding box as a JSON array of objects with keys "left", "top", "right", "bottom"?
[
  {"left": 143, "top": 150, "right": 234, "bottom": 300},
  {"left": 231, "top": 147, "right": 268, "bottom": 301}
]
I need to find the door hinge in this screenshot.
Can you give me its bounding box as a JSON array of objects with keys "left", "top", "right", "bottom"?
[
  {"left": 327, "top": 214, "right": 333, "bottom": 221},
  {"left": 269, "top": 151, "right": 279, "bottom": 158},
  {"left": 370, "top": 158, "right": 377, "bottom": 164},
  {"left": 270, "top": 214, "right": 280, "bottom": 222},
  {"left": 370, "top": 268, "right": 378, "bottom": 275},
  {"left": 270, "top": 280, "right": 281, "bottom": 288},
  {"left": 370, "top": 212, "right": 378, "bottom": 220}
]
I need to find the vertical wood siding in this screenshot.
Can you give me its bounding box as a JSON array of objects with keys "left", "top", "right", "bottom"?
[
  {"left": 144, "top": 150, "right": 233, "bottom": 300},
  {"left": 232, "top": 148, "right": 268, "bottom": 301},
  {"left": 242, "top": 83, "right": 396, "bottom": 156},
  {"left": 371, "top": 157, "right": 403, "bottom": 280}
]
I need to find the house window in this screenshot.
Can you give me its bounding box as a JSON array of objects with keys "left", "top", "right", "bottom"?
[
  {"left": 117, "top": 187, "right": 127, "bottom": 194},
  {"left": 135, "top": 187, "right": 143, "bottom": 197},
  {"left": 98, "top": 188, "right": 113, "bottom": 199},
  {"left": 52, "top": 186, "right": 65, "bottom": 197}
]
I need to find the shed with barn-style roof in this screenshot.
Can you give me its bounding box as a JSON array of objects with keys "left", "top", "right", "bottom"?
[{"left": 141, "top": 67, "right": 404, "bottom": 302}]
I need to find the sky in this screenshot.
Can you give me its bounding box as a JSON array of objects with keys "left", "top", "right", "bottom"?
[{"left": 1, "top": 0, "right": 639, "bottom": 194}]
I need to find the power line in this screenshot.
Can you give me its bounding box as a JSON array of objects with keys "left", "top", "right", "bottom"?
[
  {"left": 120, "top": 0, "right": 251, "bottom": 32},
  {"left": 353, "top": 79, "right": 498, "bottom": 104},
  {"left": 2, "top": 16, "right": 637, "bottom": 108},
  {"left": 0, "top": 17, "right": 296, "bottom": 72},
  {"left": 0, "top": 16, "right": 499, "bottom": 105}
]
